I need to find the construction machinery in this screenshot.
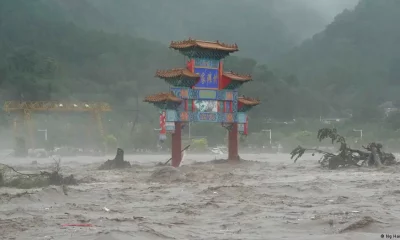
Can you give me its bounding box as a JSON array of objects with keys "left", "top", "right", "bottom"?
[{"left": 3, "top": 101, "right": 111, "bottom": 149}]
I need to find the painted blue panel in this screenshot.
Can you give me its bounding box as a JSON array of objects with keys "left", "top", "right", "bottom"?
[
  {"left": 194, "top": 67, "right": 219, "bottom": 89},
  {"left": 232, "top": 90, "right": 238, "bottom": 112},
  {"left": 232, "top": 103, "right": 238, "bottom": 112},
  {"left": 216, "top": 91, "right": 224, "bottom": 100},
  {"left": 194, "top": 58, "right": 219, "bottom": 69},
  {"left": 233, "top": 91, "right": 238, "bottom": 99},
  {"left": 166, "top": 110, "right": 178, "bottom": 122},
  {"left": 170, "top": 88, "right": 182, "bottom": 98},
  {"left": 170, "top": 87, "right": 188, "bottom": 99},
  {"left": 170, "top": 88, "right": 239, "bottom": 101},
  {"left": 237, "top": 113, "right": 247, "bottom": 123},
  {"left": 177, "top": 112, "right": 238, "bottom": 123},
  {"left": 188, "top": 89, "right": 197, "bottom": 99}
]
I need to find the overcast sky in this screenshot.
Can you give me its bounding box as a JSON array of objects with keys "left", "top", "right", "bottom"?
[{"left": 303, "top": 0, "right": 359, "bottom": 20}]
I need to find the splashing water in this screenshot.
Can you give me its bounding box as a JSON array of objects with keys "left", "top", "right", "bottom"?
[{"left": 180, "top": 150, "right": 187, "bottom": 166}]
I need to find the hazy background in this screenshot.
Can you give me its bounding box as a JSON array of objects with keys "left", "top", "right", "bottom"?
[
  {"left": 2, "top": 0, "right": 400, "bottom": 153},
  {"left": 83, "top": 0, "right": 359, "bottom": 61}
]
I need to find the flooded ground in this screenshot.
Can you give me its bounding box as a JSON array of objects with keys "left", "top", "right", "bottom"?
[{"left": 1, "top": 153, "right": 400, "bottom": 240}]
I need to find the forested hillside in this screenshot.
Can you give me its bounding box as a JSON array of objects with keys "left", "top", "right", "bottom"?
[
  {"left": 0, "top": 0, "right": 178, "bottom": 103},
  {"left": 276, "top": 0, "right": 400, "bottom": 121},
  {"left": 50, "top": 0, "right": 357, "bottom": 62},
  {"left": 0, "top": 0, "right": 326, "bottom": 148},
  {"left": 3, "top": 0, "right": 400, "bottom": 149},
  {"left": 0, "top": 0, "right": 181, "bottom": 148},
  {"left": 0, "top": 0, "right": 321, "bottom": 116}
]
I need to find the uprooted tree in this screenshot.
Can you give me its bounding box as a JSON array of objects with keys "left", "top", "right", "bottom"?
[
  {"left": 290, "top": 128, "right": 398, "bottom": 169},
  {"left": 0, "top": 158, "right": 77, "bottom": 190}
]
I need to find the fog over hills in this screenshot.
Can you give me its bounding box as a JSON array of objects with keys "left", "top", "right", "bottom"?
[
  {"left": 275, "top": 0, "right": 400, "bottom": 120},
  {"left": 3, "top": 0, "right": 399, "bottom": 148},
  {"left": 270, "top": 0, "right": 359, "bottom": 41},
  {"left": 53, "top": 0, "right": 359, "bottom": 62}
]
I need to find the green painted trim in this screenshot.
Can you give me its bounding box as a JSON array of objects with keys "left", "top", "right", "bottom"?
[
  {"left": 218, "top": 101, "right": 224, "bottom": 112},
  {"left": 151, "top": 101, "right": 181, "bottom": 110},
  {"left": 187, "top": 99, "right": 192, "bottom": 110},
  {"left": 165, "top": 77, "right": 197, "bottom": 87},
  {"left": 238, "top": 105, "right": 254, "bottom": 112},
  {"left": 177, "top": 48, "right": 231, "bottom": 60},
  {"left": 224, "top": 82, "right": 242, "bottom": 90}
]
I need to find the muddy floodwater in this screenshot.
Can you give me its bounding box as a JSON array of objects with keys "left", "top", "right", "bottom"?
[{"left": 1, "top": 153, "right": 400, "bottom": 240}]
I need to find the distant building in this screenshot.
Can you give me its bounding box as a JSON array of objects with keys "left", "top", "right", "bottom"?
[
  {"left": 265, "top": 118, "right": 296, "bottom": 124},
  {"left": 383, "top": 108, "right": 398, "bottom": 117},
  {"left": 379, "top": 101, "right": 399, "bottom": 117},
  {"left": 320, "top": 118, "right": 349, "bottom": 124}
]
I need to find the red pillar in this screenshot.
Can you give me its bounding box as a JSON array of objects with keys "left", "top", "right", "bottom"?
[
  {"left": 171, "top": 122, "right": 182, "bottom": 167},
  {"left": 228, "top": 123, "right": 239, "bottom": 161}
]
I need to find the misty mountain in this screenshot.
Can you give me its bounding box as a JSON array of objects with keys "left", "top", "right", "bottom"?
[
  {"left": 5, "top": 0, "right": 397, "bottom": 120},
  {"left": 275, "top": 0, "right": 400, "bottom": 116},
  {"left": 0, "top": 0, "right": 177, "bottom": 102},
  {"left": 3, "top": 0, "right": 399, "bottom": 149},
  {"left": 0, "top": 0, "right": 322, "bottom": 126},
  {"left": 51, "top": 0, "right": 357, "bottom": 62},
  {"left": 270, "top": 0, "right": 358, "bottom": 41}
]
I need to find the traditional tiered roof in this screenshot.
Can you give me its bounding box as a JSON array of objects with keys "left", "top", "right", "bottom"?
[
  {"left": 170, "top": 38, "right": 238, "bottom": 59},
  {"left": 155, "top": 68, "right": 199, "bottom": 79},
  {"left": 155, "top": 68, "right": 199, "bottom": 87},
  {"left": 238, "top": 96, "right": 260, "bottom": 112},
  {"left": 238, "top": 96, "right": 260, "bottom": 106},
  {"left": 221, "top": 71, "right": 252, "bottom": 89},
  {"left": 223, "top": 72, "right": 252, "bottom": 82},
  {"left": 144, "top": 92, "right": 182, "bottom": 103},
  {"left": 170, "top": 39, "right": 238, "bottom": 52},
  {"left": 144, "top": 39, "right": 260, "bottom": 115}
]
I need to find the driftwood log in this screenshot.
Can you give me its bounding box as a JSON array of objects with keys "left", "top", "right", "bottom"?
[
  {"left": 290, "top": 128, "right": 398, "bottom": 169},
  {"left": 98, "top": 148, "right": 131, "bottom": 170},
  {"left": 164, "top": 145, "right": 191, "bottom": 165}
]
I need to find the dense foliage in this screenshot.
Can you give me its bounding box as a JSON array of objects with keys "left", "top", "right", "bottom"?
[
  {"left": 276, "top": 0, "right": 400, "bottom": 120},
  {"left": 76, "top": 0, "right": 358, "bottom": 62},
  {"left": 1, "top": 0, "right": 400, "bottom": 150},
  {"left": 0, "top": 0, "right": 320, "bottom": 148}
]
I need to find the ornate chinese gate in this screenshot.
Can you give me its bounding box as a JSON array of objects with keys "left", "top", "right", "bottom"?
[{"left": 144, "top": 39, "right": 260, "bottom": 167}]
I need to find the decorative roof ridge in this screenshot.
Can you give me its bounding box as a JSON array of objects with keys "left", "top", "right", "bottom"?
[
  {"left": 223, "top": 71, "right": 252, "bottom": 81},
  {"left": 144, "top": 92, "right": 182, "bottom": 103},
  {"left": 155, "top": 68, "right": 189, "bottom": 73},
  {"left": 238, "top": 95, "right": 261, "bottom": 106},
  {"left": 170, "top": 38, "right": 238, "bottom": 51},
  {"left": 155, "top": 68, "right": 199, "bottom": 78},
  {"left": 224, "top": 71, "right": 252, "bottom": 78},
  {"left": 239, "top": 95, "right": 260, "bottom": 101}
]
